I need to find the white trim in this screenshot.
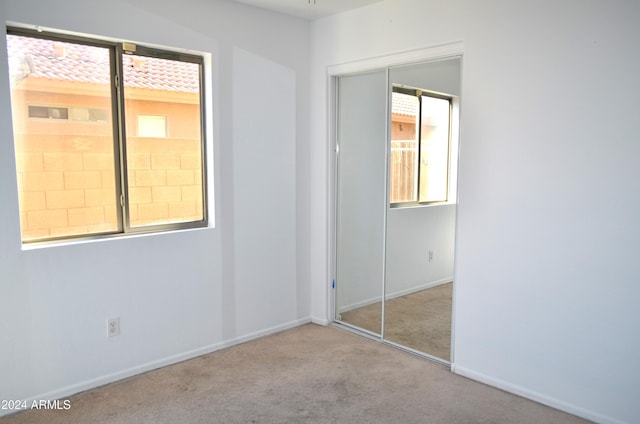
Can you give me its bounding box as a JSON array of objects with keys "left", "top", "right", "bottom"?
[
  {"left": 222, "top": 318, "right": 311, "bottom": 347},
  {"left": 326, "top": 73, "right": 338, "bottom": 325},
  {"left": 380, "top": 67, "right": 390, "bottom": 340},
  {"left": 311, "top": 317, "right": 330, "bottom": 326},
  {"left": 383, "top": 338, "right": 450, "bottom": 366},
  {"left": 327, "top": 41, "right": 464, "bottom": 77},
  {"left": 453, "top": 365, "right": 624, "bottom": 424},
  {"left": 0, "top": 318, "right": 311, "bottom": 418},
  {"left": 6, "top": 20, "right": 209, "bottom": 56},
  {"left": 385, "top": 277, "right": 452, "bottom": 300},
  {"left": 337, "top": 294, "right": 381, "bottom": 314}
]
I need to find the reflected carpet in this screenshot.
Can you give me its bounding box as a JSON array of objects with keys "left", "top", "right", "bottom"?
[{"left": 340, "top": 282, "right": 452, "bottom": 360}]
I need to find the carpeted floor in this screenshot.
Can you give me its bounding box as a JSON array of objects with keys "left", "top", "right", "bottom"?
[
  {"left": 340, "top": 283, "right": 452, "bottom": 360},
  {"left": 1, "top": 324, "right": 591, "bottom": 424}
]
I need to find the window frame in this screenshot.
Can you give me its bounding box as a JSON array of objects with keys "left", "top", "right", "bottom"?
[
  {"left": 390, "top": 85, "right": 453, "bottom": 208},
  {"left": 7, "top": 26, "right": 209, "bottom": 244}
]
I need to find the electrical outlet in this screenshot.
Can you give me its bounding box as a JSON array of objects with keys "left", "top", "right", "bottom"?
[
  {"left": 428, "top": 250, "right": 434, "bottom": 262},
  {"left": 107, "top": 317, "right": 120, "bottom": 337}
]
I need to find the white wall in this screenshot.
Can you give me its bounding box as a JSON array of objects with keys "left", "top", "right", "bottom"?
[
  {"left": 232, "top": 47, "right": 298, "bottom": 334},
  {"left": 0, "top": 0, "right": 310, "bottom": 411},
  {"left": 310, "top": 1, "right": 640, "bottom": 423}
]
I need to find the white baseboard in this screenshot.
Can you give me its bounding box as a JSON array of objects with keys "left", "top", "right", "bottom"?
[
  {"left": 337, "top": 277, "right": 453, "bottom": 313},
  {"left": 218, "top": 317, "right": 312, "bottom": 349},
  {"left": 385, "top": 277, "right": 452, "bottom": 300},
  {"left": 453, "top": 365, "right": 624, "bottom": 424},
  {"left": 337, "top": 294, "right": 380, "bottom": 314},
  {"left": 311, "top": 317, "right": 330, "bottom": 326},
  {"left": 0, "top": 317, "right": 311, "bottom": 418}
]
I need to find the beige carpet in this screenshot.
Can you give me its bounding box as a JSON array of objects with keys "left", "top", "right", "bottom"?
[
  {"left": 340, "top": 283, "right": 452, "bottom": 360},
  {"left": 1, "top": 324, "right": 591, "bottom": 424}
]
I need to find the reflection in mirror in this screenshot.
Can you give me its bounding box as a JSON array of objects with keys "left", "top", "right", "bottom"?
[
  {"left": 334, "top": 70, "right": 388, "bottom": 336},
  {"left": 384, "top": 58, "right": 460, "bottom": 361},
  {"left": 385, "top": 207, "right": 455, "bottom": 360},
  {"left": 333, "top": 58, "right": 460, "bottom": 362}
]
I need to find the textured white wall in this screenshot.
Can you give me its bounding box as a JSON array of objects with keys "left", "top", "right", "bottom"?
[
  {"left": 232, "top": 47, "right": 298, "bottom": 335},
  {"left": 0, "top": 0, "right": 310, "bottom": 411},
  {"left": 311, "top": 1, "right": 640, "bottom": 423}
]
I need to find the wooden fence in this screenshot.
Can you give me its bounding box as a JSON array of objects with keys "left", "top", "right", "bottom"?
[{"left": 389, "top": 140, "right": 417, "bottom": 203}]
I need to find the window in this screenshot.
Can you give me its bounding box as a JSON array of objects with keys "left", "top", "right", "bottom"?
[
  {"left": 27, "top": 106, "right": 109, "bottom": 122},
  {"left": 390, "top": 86, "right": 451, "bottom": 205},
  {"left": 6, "top": 28, "right": 207, "bottom": 243},
  {"left": 28, "top": 106, "right": 69, "bottom": 120},
  {"left": 137, "top": 115, "right": 167, "bottom": 138}
]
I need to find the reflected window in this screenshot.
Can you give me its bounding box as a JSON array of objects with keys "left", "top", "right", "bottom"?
[{"left": 390, "top": 87, "right": 451, "bottom": 205}]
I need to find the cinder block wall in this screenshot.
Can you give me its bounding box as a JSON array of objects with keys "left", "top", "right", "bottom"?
[{"left": 12, "top": 89, "right": 202, "bottom": 241}]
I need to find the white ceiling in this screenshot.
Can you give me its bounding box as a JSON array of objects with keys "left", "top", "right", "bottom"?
[{"left": 230, "top": 0, "right": 385, "bottom": 20}]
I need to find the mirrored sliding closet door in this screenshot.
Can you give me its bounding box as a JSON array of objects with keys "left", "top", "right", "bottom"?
[
  {"left": 334, "top": 70, "right": 388, "bottom": 336},
  {"left": 334, "top": 58, "right": 461, "bottom": 363}
]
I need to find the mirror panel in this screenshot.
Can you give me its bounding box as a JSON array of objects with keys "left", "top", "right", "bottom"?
[
  {"left": 383, "top": 59, "right": 461, "bottom": 360},
  {"left": 335, "top": 70, "right": 388, "bottom": 336}
]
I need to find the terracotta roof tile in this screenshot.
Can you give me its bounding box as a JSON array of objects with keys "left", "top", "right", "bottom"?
[
  {"left": 7, "top": 34, "right": 199, "bottom": 93},
  {"left": 392, "top": 93, "right": 418, "bottom": 117}
]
